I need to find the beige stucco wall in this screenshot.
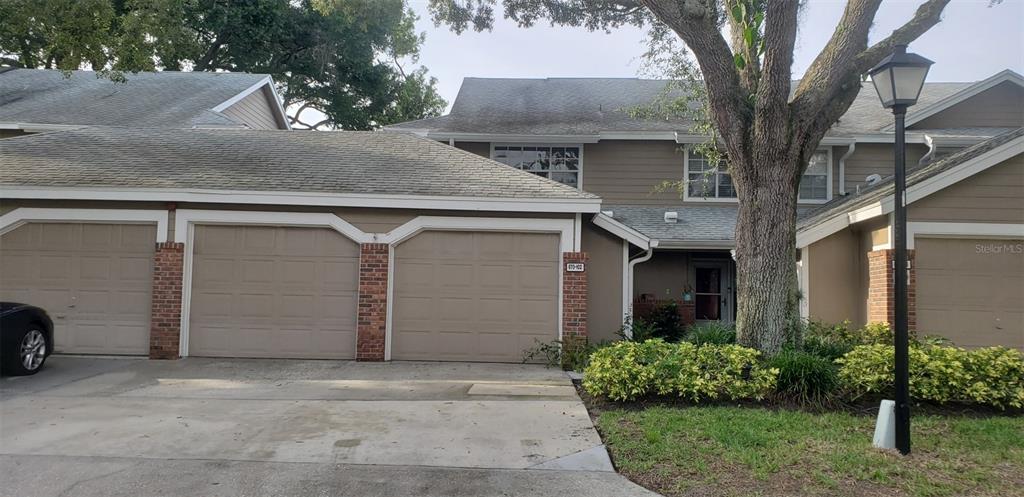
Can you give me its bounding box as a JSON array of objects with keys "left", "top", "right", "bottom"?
[
  {"left": 911, "top": 81, "right": 1024, "bottom": 130},
  {"left": 220, "top": 86, "right": 283, "bottom": 130},
  {"left": 806, "top": 227, "right": 864, "bottom": 325},
  {"left": 843, "top": 143, "right": 929, "bottom": 194},
  {"left": 909, "top": 152, "right": 1024, "bottom": 223},
  {"left": 581, "top": 221, "right": 624, "bottom": 342},
  {"left": 633, "top": 250, "right": 690, "bottom": 300}
]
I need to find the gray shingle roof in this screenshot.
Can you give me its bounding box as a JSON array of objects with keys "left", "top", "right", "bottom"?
[
  {"left": 0, "top": 69, "right": 267, "bottom": 128},
  {"left": 798, "top": 127, "right": 1024, "bottom": 231},
  {"left": 605, "top": 204, "right": 818, "bottom": 245},
  {"left": 0, "top": 126, "right": 597, "bottom": 201},
  {"left": 389, "top": 77, "right": 973, "bottom": 137}
]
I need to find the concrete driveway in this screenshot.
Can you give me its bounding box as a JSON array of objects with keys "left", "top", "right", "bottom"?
[{"left": 0, "top": 356, "right": 656, "bottom": 497}]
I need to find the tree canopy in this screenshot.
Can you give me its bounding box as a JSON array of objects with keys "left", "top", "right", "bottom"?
[{"left": 0, "top": 0, "right": 447, "bottom": 130}]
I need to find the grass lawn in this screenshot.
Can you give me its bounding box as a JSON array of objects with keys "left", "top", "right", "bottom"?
[{"left": 596, "top": 406, "right": 1024, "bottom": 497}]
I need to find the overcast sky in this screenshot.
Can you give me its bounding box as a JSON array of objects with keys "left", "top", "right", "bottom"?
[{"left": 406, "top": 0, "right": 1024, "bottom": 111}]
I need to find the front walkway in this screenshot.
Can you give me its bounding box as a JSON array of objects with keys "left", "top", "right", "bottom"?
[{"left": 0, "top": 356, "right": 656, "bottom": 496}]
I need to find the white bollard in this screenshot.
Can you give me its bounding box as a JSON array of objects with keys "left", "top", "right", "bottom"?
[{"left": 873, "top": 399, "right": 896, "bottom": 450}]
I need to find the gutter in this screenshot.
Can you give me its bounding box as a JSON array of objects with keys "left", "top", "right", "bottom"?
[
  {"left": 838, "top": 142, "right": 856, "bottom": 195},
  {"left": 624, "top": 247, "right": 656, "bottom": 339}
]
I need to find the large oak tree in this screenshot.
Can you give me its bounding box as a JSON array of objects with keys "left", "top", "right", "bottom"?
[
  {"left": 429, "top": 0, "right": 964, "bottom": 353},
  {"left": 0, "top": 0, "right": 446, "bottom": 129}
]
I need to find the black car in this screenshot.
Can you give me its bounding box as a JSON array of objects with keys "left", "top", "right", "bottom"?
[{"left": 1, "top": 303, "right": 54, "bottom": 376}]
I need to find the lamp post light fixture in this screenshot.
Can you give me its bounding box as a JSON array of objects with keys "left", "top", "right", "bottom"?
[{"left": 868, "top": 44, "right": 933, "bottom": 456}]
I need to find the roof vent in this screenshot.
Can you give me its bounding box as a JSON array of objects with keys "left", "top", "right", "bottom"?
[
  {"left": 664, "top": 211, "right": 679, "bottom": 223},
  {"left": 865, "top": 174, "right": 883, "bottom": 186}
]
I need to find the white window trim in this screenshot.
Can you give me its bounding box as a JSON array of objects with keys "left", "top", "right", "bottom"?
[
  {"left": 798, "top": 148, "right": 834, "bottom": 204},
  {"left": 682, "top": 146, "right": 834, "bottom": 204},
  {"left": 381, "top": 216, "right": 575, "bottom": 361},
  {"left": 173, "top": 209, "right": 373, "bottom": 357},
  {"left": 682, "top": 146, "right": 736, "bottom": 203},
  {"left": 0, "top": 207, "right": 169, "bottom": 242},
  {"left": 907, "top": 222, "right": 1024, "bottom": 249},
  {"left": 489, "top": 143, "right": 584, "bottom": 190}
]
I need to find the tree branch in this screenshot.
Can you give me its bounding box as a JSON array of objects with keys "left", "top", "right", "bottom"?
[
  {"left": 790, "top": 0, "right": 950, "bottom": 165},
  {"left": 640, "top": 0, "right": 749, "bottom": 149},
  {"left": 753, "top": 0, "right": 799, "bottom": 160},
  {"left": 854, "top": 0, "right": 950, "bottom": 72}
]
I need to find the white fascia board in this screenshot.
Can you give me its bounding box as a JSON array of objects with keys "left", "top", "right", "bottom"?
[
  {"left": 893, "top": 70, "right": 1024, "bottom": 131},
  {"left": 1, "top": 186, "right": 602, "bottom": 214},
  {"left": 907, "top": 222, "right": 1024, "bottom": 249},
  {"left": 211, "top": 76, "right": 273, "bottom": 112},
  {"left": 599, "top": 131, "right": 678, "bottom": 141},
  {"left": 654, "top": 240, "right": 734, "bottom": 250},
  {"left": 211, "top": 76, "right": 291, "bottom": 130},
  {"left": 591, "top": 213, "right": 651, "bottom": 249},
  {"left": 0, "top": 207, "right": 169, "bottom": 242},
  {"left": 173, "top": 209, "right": 371, "bottom": 244},
  {"left": 381, "top": 216, "right": 577, "bottom": 253}
]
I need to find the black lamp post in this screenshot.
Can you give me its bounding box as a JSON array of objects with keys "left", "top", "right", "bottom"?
[{"left": 868, "top": 44, "right": 933, "bottom": 456}]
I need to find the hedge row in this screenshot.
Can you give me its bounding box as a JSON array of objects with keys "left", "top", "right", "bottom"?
[{"left": 583, "top": 339, "right": 1024, "bottom": 409}]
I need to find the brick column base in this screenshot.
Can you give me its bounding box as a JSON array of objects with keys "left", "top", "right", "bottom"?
[
  {"left": 357, "top": 243, "right": 389, "bottom": 361},
  {"left": 867, "top": 249, "right": 916, "bottom": 330},
  {"left": 149, "top": 242, "right": 184, "bottom": 359},
  {"left": 562, "top": 252, "right": 589, "bottom": 340}
]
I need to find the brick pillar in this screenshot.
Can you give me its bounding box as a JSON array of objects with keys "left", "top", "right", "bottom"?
[
  {"left": 866, "top": 249, "right": 916, "bottom": 330},
  {"left": 149, "top": 242, "right": 184, "bottom": 359},
  {"left": 357, "top": 243, "right": 389, "bottom": 361},
  {"left": 562, "top": 252, "right": 589, "bottom": 339}
]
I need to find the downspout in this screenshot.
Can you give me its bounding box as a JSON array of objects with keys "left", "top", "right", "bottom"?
[
  {"left": 838, "top": 142, "right": 856, "bottom": 195},
  {"left": 624, "top": 245, "right": 656, "bottom": 339},
  {"left": 919, "top": 134, "right": 937, "bottom": 165}
]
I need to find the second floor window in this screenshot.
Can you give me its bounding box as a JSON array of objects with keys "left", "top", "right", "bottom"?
[
  {"left": 799, "top": 150, "right": 831, "bottom": 202},
  {"left": 492, "top": 145, "right": 581, "bottom": 188},
  {"left": 685, "top": 148, "right": 831, "bottom": 202},
  {"left": 686, "top": 150, "right": 736, "bottom": 199}
]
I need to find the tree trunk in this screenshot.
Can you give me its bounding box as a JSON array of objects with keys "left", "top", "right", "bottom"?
[{"left": 732, "top": 153, "right": 801, "bottom": 355}]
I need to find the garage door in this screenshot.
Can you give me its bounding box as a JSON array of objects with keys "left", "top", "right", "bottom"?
[
  {"left": 0, "top": 223, "right": 155, "bottom": 355},
  {"left": 188, "top": 225, "right": 359, "bottom": 359},
  {"left": 916, "top": 237, "right": 1023, "bottom": 349},
  {"left": 392, "top": 231, "right": 559, "bottom": 362}
]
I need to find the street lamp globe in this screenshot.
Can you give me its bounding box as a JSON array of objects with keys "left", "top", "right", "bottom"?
[{"left": 868, "top": 44, "right": 933, "bottom": 109}]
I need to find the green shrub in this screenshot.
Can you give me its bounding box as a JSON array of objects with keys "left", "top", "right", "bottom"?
[
  {"left": 837, "top": 344, "right": 1024, "bottom": 409},
  {"left": 769, "top": 349, "right": 839, "bottom": 406},
  {"left": 618, "top": 314, "right": 659, "bottom": 342},
  {"left": 582, "top": 339, "right": 778, "bottom": 402},
  {"left": 646, "top": 301, "right": 685, "bottom": 341},
  {"left": 686, "top": 321, "right": 736, "bottom": 345},
  {"left": 522, "top": 336, "right": 605, "bottom": 371},
  {"left": 581, "top": 339, "right": 676, "bottom": 400},
  {"left": 801, "top": 335, "right": 853, "bottom": 361}
]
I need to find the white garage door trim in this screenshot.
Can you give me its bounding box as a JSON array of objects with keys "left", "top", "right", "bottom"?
[
  {"left": 175, "top": 209, "right": 372, "bottom": 356},
  {"left": 0, "top": 208, "right": 169, "bottom": 242},
  {"left": 908, "top": 222, "right": 1024, "bottom": 249},
  {"left": 382, "top": 216, "right": 575, "bottom": 361}
]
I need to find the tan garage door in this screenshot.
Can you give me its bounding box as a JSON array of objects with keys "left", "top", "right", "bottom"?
[
  {"left": 916, "top": 237, "right": 1023, "bottom": 349},
  {"left": 0, "top": 222, "right": 155, "bottom": 355},
  {"left": 392, "top": 231, "right": 560, "bottom": 362},
  {"left": 188, "top": 225, "right": 358, "bottom": 359}
]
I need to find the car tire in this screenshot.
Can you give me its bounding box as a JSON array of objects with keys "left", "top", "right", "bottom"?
[{"left": 2, "top": 327, "right": 48, "bottom": 376}]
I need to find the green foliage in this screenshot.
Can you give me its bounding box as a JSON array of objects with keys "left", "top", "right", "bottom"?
[
  {"left": 618, "top": 314, "right": 659, "bottom": 342},
  {"left": 837, "top": 344, "right": 1024, "bottom": 409},
  {"left": 769, "top": 349, "right": 839, "bottom": 407},
  {"left": 583, "top": 339, "right": 778, "bottom": 402},
  {"left": 521, "top": 336, "right": 605, "bottom": 372},
  {"left": 646, "top": 302, "right": 685, "bottom": 342},
  {"left": 0, "top": 0, "right": 446, "bottom": 130},
  {"left": 686, "top": 321, "right": 737, "bottom": 346}
]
